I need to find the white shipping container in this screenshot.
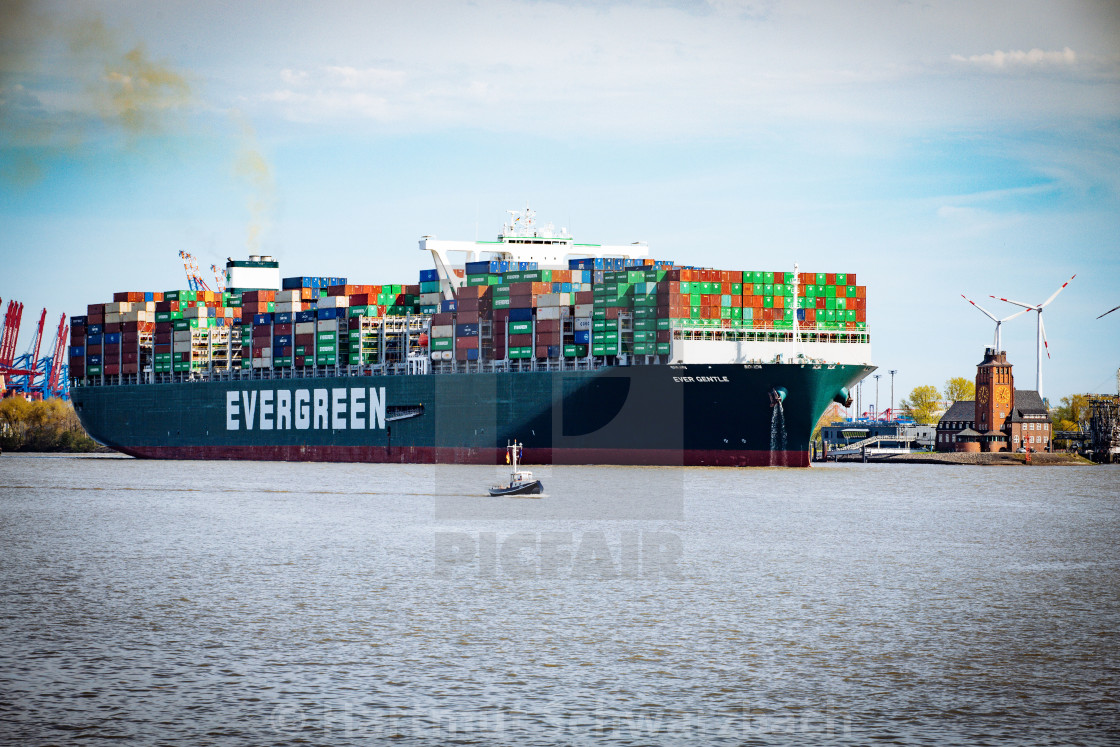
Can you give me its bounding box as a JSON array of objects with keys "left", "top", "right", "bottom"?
[
  {"left": 536, "top": 293, "right": 560, "bottom": 308},
  {"left": 419, "top": 292, "right": 442, "bottom": 306},
  {"left": 182, "top": 306, "right": 209, "bottom": 319},
  {"left": 276, "top": 290, "right": 301, "bottom": 303},
  {"left": 535, "top": 306, "right": 560, "bottom": 321},
  {"left": 317, "top": 295, "right": 349, "bottom": 309},
  {"left": 172, "top": 330, "right": 193, "bottom": 342},
  {"left": 121, "top": 310, "right": 151, "bottom": 323},
  {"left": 574, "top": 317, "right": 592, "bottom": 330},
  {"left": 295, "top": 322, "right": 316, "bottom": 334},
  {"left": 316, "top": 320, "right": 339, "bottom": 332},
  {"left": 574, "top": 305, "right": 594, "bottom": 318},
  {"left": 105, "top": 302, "right": 132, "bottom": 313},
  {"left": 275, "top": 302, "right": 303, "bottom": 313},
  {"left": 440, "top": 350, "right": 453, "bottom": 361},
  {"left": 104, "top": 312, "right": 121, "bottom": 325},
  {"left": 430, "top": 325, "right": 454, "bottom": 338}
]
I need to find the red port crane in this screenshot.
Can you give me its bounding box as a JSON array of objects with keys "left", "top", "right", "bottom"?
[{"left": 179, "top": 250, "right": 212, "bottom": 292}]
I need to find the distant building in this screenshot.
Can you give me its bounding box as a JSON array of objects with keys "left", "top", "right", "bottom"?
[
  {"left": 935, "top": 348, "right": 1052, "bottom": 452},
  {"left": 820, "top": 420, "right": 935, "bottom": 452}
]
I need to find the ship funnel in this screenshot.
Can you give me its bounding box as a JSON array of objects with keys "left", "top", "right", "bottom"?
[
  {"left": 833, "top": 386, "right": 853, "bottom": 407},
  {"left": 768, "top": 386, "right": 788, "bottom": 407}
]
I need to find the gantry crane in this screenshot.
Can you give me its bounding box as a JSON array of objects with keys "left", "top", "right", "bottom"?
[{"left": 178, "top": 250, "right": 212, "bottom": 292}]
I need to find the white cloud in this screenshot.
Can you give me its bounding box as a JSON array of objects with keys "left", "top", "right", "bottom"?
[
  {"left": 323, "top": 66, "right": 406, "bottom": 89},
  {"left": 951, "top": 47, "right": 1078, "bottom": 70}
]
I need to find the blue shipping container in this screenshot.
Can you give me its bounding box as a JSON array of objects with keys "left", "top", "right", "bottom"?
[
  {"left": 87, "top": 323, "right": 102, "bottom": 335},
  {"left": 70, "top": 345, "right": 85, "bottom": 357},
  {"left": 274, "top": 312, "right": 292, "bottom": 324},
  {"left": 419, "top": 269, "right": 439, "bottom": 282},
  {"left": 87, "top": 334, "right": 102, "bottom": 345},
  {"left": 509, "top": 307, "right": 533, "bottom": 322},
  {"left": 296, "top": 310, "right": 316, "bottom": 323},
  {"left": 253, "top": 313, "right": 272, "bottom": 325},
  {"left": 71, "top": 316, "right": 88, "bottom": 326},
  {"left": 465, "top": 348, "right": 479, "bottom": 361},
  {"left": 574, "top": 331, "right": 590, "bottom": 344},
  {"left": 273, "top": 335, "right": 292, "bottom": 346},
  {"left": 87, "top": 354, "right": 102, "bottom": 364},
  {"left": 441, "top": 299, "right": 457, "bottom": 313},
  {"left": 455, "top": 323, "right": 479, "bottom": 337},
  {"left": 317, "top": 307, "right": 342, "bottom": 320},
  {"left": 104, "top": 332, "right": 121, "bottom": 344}
]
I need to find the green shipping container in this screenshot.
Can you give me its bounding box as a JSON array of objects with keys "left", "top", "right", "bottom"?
[
  {"left": 509, "top": 321, "right": 533, "bottom": 334},
  {"left": 563, "top": 344, "right": 587, "bottom": 357},
  {"left": 431, "top": 338, "right": 453, "bottom": 351}
]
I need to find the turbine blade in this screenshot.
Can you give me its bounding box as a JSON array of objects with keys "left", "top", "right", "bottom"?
[
  {"left": 1040, "top": 314, "right": 1050, "bottom": 359},
  {"left": 990, "top": 295, "right": 1035, "bottom": 310},
  {"left": 961, "top": 294, "right": 997, "bottom": 321},
  {"left": 1097, "top": 304, "right": 1120, "bottom": 320},
  {"left": 1040, "top": 273, "right": 1076, "bottom": 309},
  {"left": 1000, "top": 307, "right": 1031, "bottom": 323}
]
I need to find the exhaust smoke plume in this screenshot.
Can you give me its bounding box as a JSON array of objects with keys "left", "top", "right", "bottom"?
[{"left": 232, "top": 113, "right": 275, "bottom": 253}]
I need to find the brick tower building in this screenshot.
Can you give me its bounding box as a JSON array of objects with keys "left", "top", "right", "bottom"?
[{"left": 975, "top": 348, "right": 1014, "bottom": 452}]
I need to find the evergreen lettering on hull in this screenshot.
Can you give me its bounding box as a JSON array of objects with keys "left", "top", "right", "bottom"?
[{"left": 225, "top": 387, "right": 387, "bottom": 431}]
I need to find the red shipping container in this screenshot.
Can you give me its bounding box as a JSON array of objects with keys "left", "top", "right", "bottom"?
[
  {"left": 574, "top": 290, "right": 595, "bottom": 304},
  {"left": 87, "top": 304, "right": 104, "bottom": 316},
  {"left": 295, "top": 333, "right": 314, "bottom": 347},
  {"left": 455, "top": 311, "right": 480, "bottom": 325},
  {"left": 509, "top": 333, "right": 533, "bottom": 347},
  {"left": 536, "top": 331, "right": 561, "bottom": 345},
  {"left": 252, "top": 327, "right": 272, "bottom": 339},
  {"left": 328, "top": 285, "right": 358, "bottom": 296},
  {"left": 856, "top": 309, "right": 866, "bottom": 322},
  {"left": 605, "top": 307, "right": 620, "bottom": 320},
  {"left": 536, "top": 319, "right": 560, "bottom": 333},
  {"left": 242, "top": 290, "right": 276, "bottom": 302},
  {"left": 432, "top": 312, "right": 454, "bottom": 326},
  {"left": 70, "top": 333, "right": 86, "bottom": 345},
  {"left": 816, "top": 297, "right": 826, "bottom": 309},
  {"left": 456, "top": 336, "right": 479, "bottom": 350},
  {"left": 493, "top": 309, "right": 509, "bottom": 322},
  {"left": 122, "top": 351, "right": 138, "bottom": 363},
  {"left": 155, "top": 343, "right": 171, "bottom": 354},
  {"left": 507, "top": 295, "right": 534, "bottom": 308},
  {"left": 274, "top": 323, "right": 293, "bottom": 334},
  {"left": 848, "top": 273, "right": 857, "bottom": 285},
  {"left": 104, "top": 363, "right": 120, "bottom": 375},
  {"left": 825, "top": 273, "right": 836, "bottom": 285}
]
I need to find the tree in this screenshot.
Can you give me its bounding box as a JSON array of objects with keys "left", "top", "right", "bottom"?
[
  {"left": 901, "top": 385, "right": 942, "bottom": 424},
  {"left": 1051, "top": 394, "right": 1090, "bottom": 449},
  {"left": 944, "top": 377, "right": 975, "bottom": 403}
]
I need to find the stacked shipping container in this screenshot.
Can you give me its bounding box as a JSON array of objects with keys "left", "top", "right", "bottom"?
[{"left": 72, "top": 260, "right": 866, "bottom": 381}]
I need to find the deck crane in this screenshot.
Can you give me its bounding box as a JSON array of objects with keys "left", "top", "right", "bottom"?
[{"left": 178, "top": 250, "right": 212, "bottom": 292}]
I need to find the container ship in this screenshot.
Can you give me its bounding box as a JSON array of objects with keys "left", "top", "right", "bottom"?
[{"left": 68, "top": 208, "right": 874, "bottom": 467}]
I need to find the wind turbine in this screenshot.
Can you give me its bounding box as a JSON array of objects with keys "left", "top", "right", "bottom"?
[
  {"left": 961, "top": 294, "right": 1029, "bottom": 351},
  {"left": 990, "top": 274, "right": 1075, "bottom": 401},
  {"left": 1098, "top": 304, "right": 1119, "bottom": 320}
]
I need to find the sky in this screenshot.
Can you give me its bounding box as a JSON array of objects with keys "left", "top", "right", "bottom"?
[{"left": 1, "top": 0, "right": 1118, "bottom": 406}]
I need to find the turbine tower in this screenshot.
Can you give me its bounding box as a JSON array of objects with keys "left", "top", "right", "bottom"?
[
  {"left": 991, "top": 274, "right": 1075, "bottom": 401},
  {"left": 961, "top": 295, "right": 1029, "bottom": 351}
]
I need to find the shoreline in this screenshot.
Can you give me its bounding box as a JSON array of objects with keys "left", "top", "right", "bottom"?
[{"left": 819, "top": 452, "right": 1094, "bottom": 466}]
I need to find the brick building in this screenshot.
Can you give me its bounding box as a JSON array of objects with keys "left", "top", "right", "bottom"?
[{"left": 935, "top": 348, "right": 1052, "bottom": 453}]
